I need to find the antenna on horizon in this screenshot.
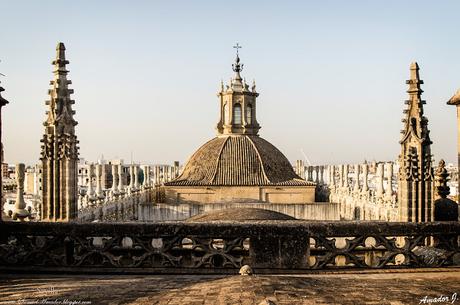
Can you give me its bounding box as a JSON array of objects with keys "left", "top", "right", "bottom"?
[
  {"left": 0, "top": 60, "right": 6, "bottom": 77},
  {"left": 300, "top": 149, "right": 312, "bottom": 167}
]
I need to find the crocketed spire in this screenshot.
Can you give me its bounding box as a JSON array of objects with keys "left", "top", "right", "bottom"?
[
  {"left": 40, "top": 42, "right": 79, "bottom": 222},
  {"left": 397, "top": 62, "right": 434, "bottom": 222},
  {"left": 44, "top": 42, "right": 77, "bottom": 134}
]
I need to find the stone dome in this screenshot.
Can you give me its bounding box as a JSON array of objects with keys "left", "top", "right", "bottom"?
[
  {"left": 165, "top": 135, "right": 314, "bottom": 187},
  {"left": 186, "top": 208, "right": 297, "bottom": 222}
]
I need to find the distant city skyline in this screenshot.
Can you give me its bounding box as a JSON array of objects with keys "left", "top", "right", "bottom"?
[{"left": 1, "top": 1, "right": 459, "bottom": 166}]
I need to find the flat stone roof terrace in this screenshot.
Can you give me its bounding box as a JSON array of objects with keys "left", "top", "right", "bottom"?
[{"left": 1, "top": 269, "right": 459, "bottom": 305}]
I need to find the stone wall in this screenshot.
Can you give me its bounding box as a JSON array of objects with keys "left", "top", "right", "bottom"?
[
  {"left": 164, "top": 185, "right": 316, "bottom": 205},
  {"left": 1, "top": 221, "right": 458, "bottom": 273},
  {"left": 138, "top": 201, "right": 339, "bottom": 222}
]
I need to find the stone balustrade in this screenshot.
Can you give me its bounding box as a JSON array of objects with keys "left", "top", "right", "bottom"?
[
  {"left": 294, "top": 161, "right": 329, "bottom": 201},
  {"left": 294, "top": 162, "right": 327, "bottom": 185},
  {"left": 0, "top": 221, "right": 458, "bottom": 273},
  {"left": 295, "top": 161, "right": 399, "bottom": 221},
  {"left": 78, "top": 164, "right": 154, "bottom": 222},
  {"left": 4, "top": 161, "right": 181, "bottom": 223},
  {"left": 153, "top": 162, "right": 180, "bottom": 186},
  {"left": 328, "top": 162, "right": 398, "bottom": 221}
]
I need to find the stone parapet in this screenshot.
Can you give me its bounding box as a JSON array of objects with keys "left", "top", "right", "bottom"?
[
  {"left": 323, "top": 163, "right": 398, "bottom": 221},
  {"left": 78, "top": 186, "right": 154, "bottom": 222},
  {"left": 0, "top": 220, "right": 458, "bottom": 273}
]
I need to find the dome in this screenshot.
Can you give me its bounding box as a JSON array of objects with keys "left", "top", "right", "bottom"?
[
  {"left": 165, "top": 135, "right": 314, "bottom": 187},
  {"left": 185, "top": 208, "right": 297, "bottom": 222}
]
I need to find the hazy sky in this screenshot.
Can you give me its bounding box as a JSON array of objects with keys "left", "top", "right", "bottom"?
[{"left": 1, "top": 1, "right": 459, "bottom": 166}]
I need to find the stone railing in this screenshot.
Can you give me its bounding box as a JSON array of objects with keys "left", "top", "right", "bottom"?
[
  {"left": 78, "top": 187, "right": 154, "bottom": 222},
  {"left": 293, "top": 161, "right": 329, "bottom": 201},
  {"left": 328, "top": 163, "right": 398, "bottom": 221},
  {"left": 0, "top": 221, "right": 458, "bottom": 274},
  {"left": 294, "top": 161, "right": 398, "bottom": 219},
  {"left": 153, "top": 162, "right": 181, "bottom": 186},
  {"left": 78, "top": 163, "right": 154, "bottom": 222}
]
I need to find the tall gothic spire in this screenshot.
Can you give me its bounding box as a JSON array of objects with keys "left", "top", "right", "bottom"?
[
  {"left": 40, "top": 42, "right": 79, "bottom": 222},
  {"left": 44, "top": 42, "right": 77, "bottom": 134},
  {"left": 397, "top": 62, "right": 434, "bottom": 222},
  {"left": 399, "top": 62, "right": 431, "bottom": 146}
]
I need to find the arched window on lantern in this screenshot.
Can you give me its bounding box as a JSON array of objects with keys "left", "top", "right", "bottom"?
[
  {"left": 223, "top": 103, "right": 229, "bottom": 124},
  {"left": 246, "top": 104, "right": 252, "bottom": 125},
  {"left": 233, "top": 103, "right": 242, "bottom": 124}
]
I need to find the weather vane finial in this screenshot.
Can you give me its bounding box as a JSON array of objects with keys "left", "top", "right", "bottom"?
[
  {"left": 232, "top": 43, "right": 243, "bottom": 73},
  {"left": 233, "top": 43, "right": 242, "bottom": 56}
]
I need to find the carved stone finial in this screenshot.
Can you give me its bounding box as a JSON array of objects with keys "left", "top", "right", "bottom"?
[
  {"left": 435, "top": 159, "right": 450, "bottom": 198},
  {"left": 12, "top": 163, "right": 29, "bottom": 221},
  {"left": 232, "top": 53, "right": 243, "bottom": 73},
  {"left": 56, "top": 42, "right": 66, "bottom": 60},
  {"left": 409, "top": 61, "right": 420, "bottom": 81},
  {"left": 243, "top": 78, "right": 250, "bottom": 91},
  {"left": 434, "top": 159, "right": 458, "bottom": 221},
  {"left": 52, "top": 42, "right": 70, "bottom": 75}
]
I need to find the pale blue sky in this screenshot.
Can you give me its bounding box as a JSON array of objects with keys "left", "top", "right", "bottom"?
[{"left": 1, "top": 1, "right": 459, "bottom": 166}]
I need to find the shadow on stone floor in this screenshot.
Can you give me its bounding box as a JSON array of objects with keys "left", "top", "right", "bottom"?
[{"left": 0, "top": 274, "right": 228, "bottom": 305}]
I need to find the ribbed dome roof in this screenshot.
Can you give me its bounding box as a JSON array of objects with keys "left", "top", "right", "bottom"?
[{"left": 165, "top": 135, "right": 314, "bottom": 186}]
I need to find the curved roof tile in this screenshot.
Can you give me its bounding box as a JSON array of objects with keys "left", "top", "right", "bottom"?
[{"left": 165, "top": 135, "right": 315, "bottom": 187}]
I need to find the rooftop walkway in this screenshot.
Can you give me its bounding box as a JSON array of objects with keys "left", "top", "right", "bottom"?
[{"left": 1, "top": 268, "right": 459, "bottom": 305}]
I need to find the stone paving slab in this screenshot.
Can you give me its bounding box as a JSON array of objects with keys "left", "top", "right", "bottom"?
[{"left": 0, "top": 269, "right": 459, "bottom": 305}]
